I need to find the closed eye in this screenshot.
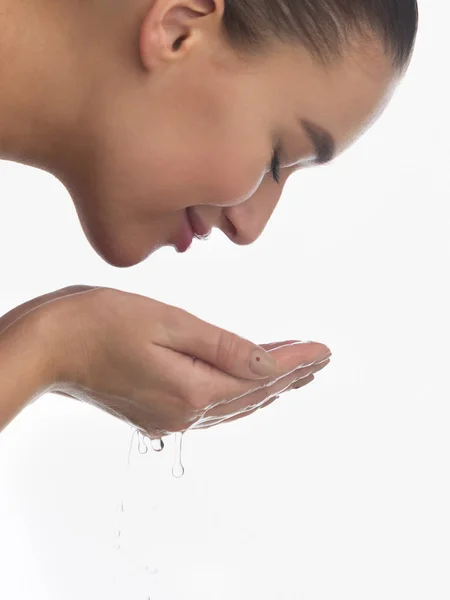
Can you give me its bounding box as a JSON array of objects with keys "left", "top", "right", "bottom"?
[{"left": 270, "top": 148, "right": 281, "bottom": 184}]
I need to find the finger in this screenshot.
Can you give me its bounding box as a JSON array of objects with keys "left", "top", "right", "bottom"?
[
  {"left": 149, "top": 341, "right": 331, "bottom": 415},
  {"left": 258, "top": 340, "right": 303, "bottom": 351},
  {"left": 194, "top": 396, "right": 280, "bottom": 430},
  {"left": 194, "top": 375, "right": 315, "bottom": 430},
  {"left": 202, "top": 360, "right": 329, "bottom": 419},
  {"left": 159, "top": 306, "right": 331, "bottom": 381}
]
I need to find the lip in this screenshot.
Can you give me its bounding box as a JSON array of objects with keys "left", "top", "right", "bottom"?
[
  {"left": 186, "top": 206, "right": 211, "bottom": 238},
  {"left": 175, "top": 208, "right": 211, "bottom": 253},
  {"left": 175, "top": 210, "right": 194, "bottom": 253}
]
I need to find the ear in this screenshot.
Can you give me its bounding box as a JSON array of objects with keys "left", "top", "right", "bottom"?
[{"left": 139, "top": 0, "right": 225, "bottom": 71}]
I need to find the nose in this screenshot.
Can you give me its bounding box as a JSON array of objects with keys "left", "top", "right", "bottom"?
[{"left": 221, "top": 175, "right": 288, "bottom": 246}]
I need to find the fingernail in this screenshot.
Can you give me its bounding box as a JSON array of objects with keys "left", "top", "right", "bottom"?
[{"left": 250, "top": 348, "right": 279, "bottom": 377}]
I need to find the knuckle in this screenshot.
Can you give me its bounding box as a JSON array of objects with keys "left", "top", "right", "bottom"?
[
  {"left": 161, "top": 305, "right": 187, "bottom": 344},
  {"left": 166, "top": 305, "right": 187, "bottom": 327},
  {"left": 215, "top": 330, "right": 242, "bottom": 371}
]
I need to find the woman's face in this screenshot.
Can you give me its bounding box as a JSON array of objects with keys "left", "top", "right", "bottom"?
[{"left": 63, "top": 16, "right": 396, "bottom": 267}]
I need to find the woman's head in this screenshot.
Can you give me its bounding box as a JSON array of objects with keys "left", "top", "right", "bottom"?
[
  {"left": 222, "top": 0, "right": 417, "bottom": 71},
  {"left": 53, "top": 0, "right": 418, "bottom": 267}
]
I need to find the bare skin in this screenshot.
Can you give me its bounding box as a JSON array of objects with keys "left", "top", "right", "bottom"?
[
  {"left": 0, "top": 0, "right": 396, "bottom": 268},
  {"left": 0, "top": 286, "right": 331, "bottom": 435},
  {"left": 0, "top": 0, "right": 403, "bottom": 435}
]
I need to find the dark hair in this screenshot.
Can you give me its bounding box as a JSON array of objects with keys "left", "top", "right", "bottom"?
[{"left": 222, "top": 0, "right": 419, "bottom": 71}]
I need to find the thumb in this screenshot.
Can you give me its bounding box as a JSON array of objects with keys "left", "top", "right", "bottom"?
[{"left": 160, "top": 308, "right": 326, "bottom": 380}]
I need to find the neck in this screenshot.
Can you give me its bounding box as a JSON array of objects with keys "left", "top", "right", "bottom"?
[
  {"left": 0, "top": 0, "right": 78, "bottom": 173},
  {"left": 0, "top": 0, "right": 133, "bottom": 182}
]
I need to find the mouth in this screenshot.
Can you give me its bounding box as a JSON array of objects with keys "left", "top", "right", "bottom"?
[
  {"left": 175, "top": 207, "right": 211, "bottom": 253},
  {"left": 187, "top": 206, "right": 211, "bottom": 238}
]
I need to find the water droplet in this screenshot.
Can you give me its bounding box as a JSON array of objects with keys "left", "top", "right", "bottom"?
[
  {"left": 127, "top": 428, "right": 138, "bottom": 467},
  {"left": 137, "top": 431, "right": 149, "bottom": 455},
  {"left": 151, "top": 438, "right": 164, "bottom": 452},
  {"left": 115, "top": 529, "right": 121, "bottom": 551},
  {"left": 172, "top": 432, "right": 185, "bottom": 478}
]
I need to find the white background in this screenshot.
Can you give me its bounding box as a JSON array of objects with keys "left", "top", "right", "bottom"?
[{"left": 0, "top": 2, "right": 448, "bottom": 599}]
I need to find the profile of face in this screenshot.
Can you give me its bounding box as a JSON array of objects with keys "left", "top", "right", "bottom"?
[{"left": 60, "top": 0, "right": 397, "bottom": 268}]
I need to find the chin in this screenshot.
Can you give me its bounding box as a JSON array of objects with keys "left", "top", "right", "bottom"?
[
  {"left": 91, "top": 241, "right": 139, "bottom": 268},
  {"left": 66, "top": 184, "right": 167, "bottom": 268},
  {"left": 92, "top": 234, "right": 169, "bottom": 268},
  {"left": 74, "top": 198, "right": 175, "bottom": 267}
]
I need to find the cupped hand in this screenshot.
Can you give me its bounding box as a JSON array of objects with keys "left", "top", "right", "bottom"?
[{"left": 6, "top": 286, "right": 332, "bottom": 437}]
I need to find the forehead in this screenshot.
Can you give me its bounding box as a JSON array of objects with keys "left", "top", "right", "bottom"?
[{"left": 266, "top": 40, "right": 397, "bottom": 153}]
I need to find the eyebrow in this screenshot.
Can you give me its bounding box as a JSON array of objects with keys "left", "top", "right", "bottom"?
[{"left": 300, "top": 119, "right": 336, "bottom": 165}]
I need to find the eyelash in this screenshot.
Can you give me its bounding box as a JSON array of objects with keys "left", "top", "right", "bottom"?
[{"left": 270, "top": 148, "right": 281, "bottom": 184}]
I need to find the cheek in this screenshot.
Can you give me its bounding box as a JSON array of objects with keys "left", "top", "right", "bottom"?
[
  {"left": 184, "top": 103, "right": 268, "bottom": 206},
  {"left": 114, "top": 121, "right": 267, "bottom": 211},
  {"left": 201, "top": 164, "right": 264, "bottom": 207},
  {"left": 197, "top": 141, "right": 267, "bottom": 208}
]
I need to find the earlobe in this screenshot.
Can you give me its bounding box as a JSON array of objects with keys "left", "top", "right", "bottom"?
[{"left": 139, "top": 0, "right": 224, "bottom": 71}]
